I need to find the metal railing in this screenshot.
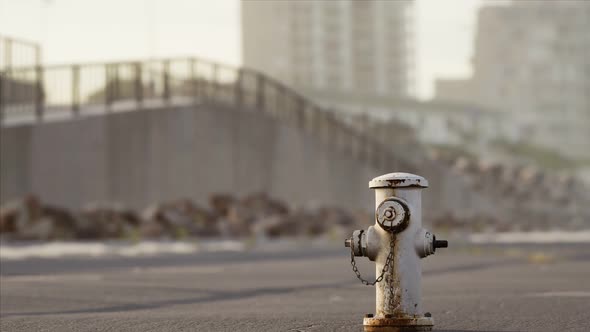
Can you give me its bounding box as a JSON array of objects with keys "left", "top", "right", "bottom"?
[
  {"left": 0, "top": 57, "right": 412, "bottom": 170},
  {"left": 0, "top": 36, "right": 42, "bottom": 71}
]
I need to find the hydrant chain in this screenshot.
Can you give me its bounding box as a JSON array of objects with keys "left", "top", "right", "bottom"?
[{"left": 349, "top": 231, "right": 395, "bottom": 286}]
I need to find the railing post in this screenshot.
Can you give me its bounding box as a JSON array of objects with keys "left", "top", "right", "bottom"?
[
  {"left": 113, "top": 64, "right": 120, "bottom": 102},
  {"left": 274, "top": 84, "right": 283, "bottom": 119},
  {"left": 35, "top": 66, "right": 44, "bottom": 120},
  {"left": 163, "top": 60, "right": 170, "bottom": 103},
  {"left": 105, "top": 65, "right": 111, "bottom": 110},
  {"left": 72, "top": 65, "right": 80, "bottom": 115},
  {"left": 0, "top": 72, "right": 4, "bottom": 123},
  {"left": 211, "top": 63, "right": 219, "bottom": 103},
  {"left": 190, "top": 58, "right": 198, "bottom": 102},
  {"left": 235, "top": 68, "right": 243, "bottom": 108},
  {"left": 4, "top": 38, "right": 12, "bottom": 70},
  {"left": 134, "top": 62, "right": 143, "bottom": 109},
  {"left": 256, "top": 73, "right": 265, "bottom": 111}
]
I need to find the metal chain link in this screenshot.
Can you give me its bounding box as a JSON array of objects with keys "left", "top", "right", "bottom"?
[{"left": 349, "top": 232, "right": 395, "bottom": 286}]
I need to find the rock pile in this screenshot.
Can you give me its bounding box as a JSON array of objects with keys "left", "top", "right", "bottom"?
[
  {"left": 0, "top": 195, "right": 78, "bottom": 240},
  {"left": 429, "top": 149, "right": 590, "bottom": 230},
  {"left": 0, "top": 193, "right": 370, "bottom": 241},
  {"left": 140, "top": 199, "right": 218, "bottom": 239}
]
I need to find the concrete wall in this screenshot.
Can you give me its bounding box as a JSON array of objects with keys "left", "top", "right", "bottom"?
[{"left": 1, "top": 104, "right": 493, "bottom": 219}]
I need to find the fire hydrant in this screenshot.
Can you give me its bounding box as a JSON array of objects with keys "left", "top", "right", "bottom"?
[{"left": 345, "top": 172, "right": 448, "bottom": 331}]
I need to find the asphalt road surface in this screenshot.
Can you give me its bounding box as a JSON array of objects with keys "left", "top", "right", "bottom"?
[{"left": 1, "top": 241, "right": 589, "bottom": 332}]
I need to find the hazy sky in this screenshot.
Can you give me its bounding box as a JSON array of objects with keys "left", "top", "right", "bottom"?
[{"left": 0, "top": 0, "right": 488, "bottom": 99}]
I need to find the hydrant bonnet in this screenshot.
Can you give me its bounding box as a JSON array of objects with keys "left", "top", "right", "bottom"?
[{"left": 369, "top": 172, "right": 428, "bottom": 189}]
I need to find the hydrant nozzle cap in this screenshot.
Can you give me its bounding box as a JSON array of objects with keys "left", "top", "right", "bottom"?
[{"left": 369, "top": 172, "right": 429, "bottom": 189}]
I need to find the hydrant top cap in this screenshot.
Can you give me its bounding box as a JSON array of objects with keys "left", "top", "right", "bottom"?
[{"left": 369, "top": 172, "right": 429, "bottom": 189}]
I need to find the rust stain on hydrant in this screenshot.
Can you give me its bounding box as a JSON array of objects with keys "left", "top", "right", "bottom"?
[{"left": 345, "top": 172, "right": 448, "bottom": 332}]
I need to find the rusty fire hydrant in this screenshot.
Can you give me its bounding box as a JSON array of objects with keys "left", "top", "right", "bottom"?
[{"left": 345, "top": 172, "right": 448, "bottom": 331}]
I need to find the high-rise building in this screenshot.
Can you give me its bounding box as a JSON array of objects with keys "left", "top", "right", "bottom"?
[
  {"left": 436, "top": 1, "right": 590, "bottom": 158},
  {"left": 241, "top": 0, "right": 414, "bottom": 99}
]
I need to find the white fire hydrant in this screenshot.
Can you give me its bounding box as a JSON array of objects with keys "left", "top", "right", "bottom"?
[{"left": 345, "top": 172, "right": 447, "bottom": 331}]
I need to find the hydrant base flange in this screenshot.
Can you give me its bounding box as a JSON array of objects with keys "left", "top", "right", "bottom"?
[{"left": 363, "top": 316, "right": 433, "bottom": 332}]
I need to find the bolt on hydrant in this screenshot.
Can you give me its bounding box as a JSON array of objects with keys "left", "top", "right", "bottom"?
[{"left": 345, "top": 173, "right": 448, "bottom": 332}]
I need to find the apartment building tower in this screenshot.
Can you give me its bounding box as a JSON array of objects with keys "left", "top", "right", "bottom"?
[
  {"left": 241, "top": 0, "right": 414, "bottom": 99},
  {"left": 436, "top": 1, "right": 590, "bottom": 158}
]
